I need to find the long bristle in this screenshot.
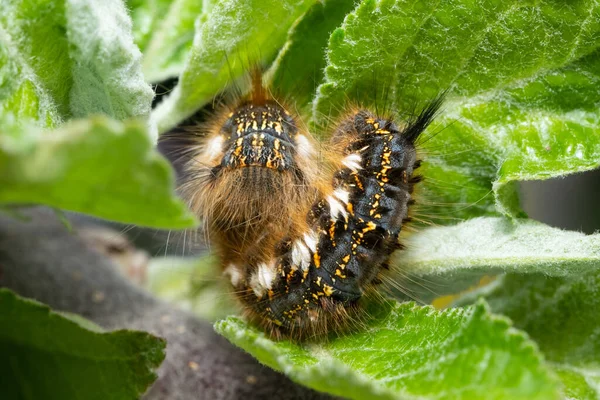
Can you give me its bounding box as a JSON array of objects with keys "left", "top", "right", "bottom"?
[
  {"left": 250, "top": 67, "right": 267, "bottom": 105},
  {"left": 402, "top": 92, "right": 446, "bottom": 143}
]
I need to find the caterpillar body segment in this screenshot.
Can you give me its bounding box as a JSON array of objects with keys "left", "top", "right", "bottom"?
[
  {"left": 177, "top": 97, "right": 320, "bottom": 267},
  {"left": 168, "top": 73, "right": 443, "bottom": 339},
  {"left": 232, "top": 107, "right": 439, "bottom": 339}
]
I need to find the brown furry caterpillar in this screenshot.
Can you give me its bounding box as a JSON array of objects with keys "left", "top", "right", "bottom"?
[{"left": 164, "top": 73, "right": 443, "bottom": 340}]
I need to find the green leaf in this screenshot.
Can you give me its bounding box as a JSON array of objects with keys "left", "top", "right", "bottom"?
[
  {"left": 152, "top": 0, "right": 318, "bottom": 133},
  {"left": 147, "top": 255, "right": 239, "bottom": 321},
  {"left": 0, "top": 289, "right": 166, "bottom": 400},
  {"left": 266, "top": 0, "right": 356, "bottom": 112},
  {"left": 468, "top": 270, "right": 600, "bottom": 399},
  {"left": 127, "top": 0, "right": 174, "bottom": 52},
  {"left": 399, "top": 217, "right": 600, "bottom": 279},
  {"left": 0, "top": 0, "right": 153, "bottom": 126},
  {"left": 0, "top": 115, "right": 195, "bottom": 228},
  {"left": 312, "top": 0, "right": 600, "bottom": 220},
  {"left": 216, "top": 300, "right": 560, "bottom": 400},
  {"left": 141, "top": 0, "right": 209, "bottom": 83}
]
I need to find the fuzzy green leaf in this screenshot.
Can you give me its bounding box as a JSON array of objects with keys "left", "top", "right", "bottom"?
[
  {"left": 463, "top": 270, "right": 600, "bottom": 399},
  {"left": 152, "top": 0, "right": 318, "bottom": 133},
  {"left": 216, "top": 301, "right": 560, "bottom": 400},
  {"left": 313, "top": 0, "right": 600, "bottom": 220},
  {"left": 400, "top": 217, "right": 600, "bottom": 278},
  {"left": 0, "top": 289, "right": 165, "bottom": 400},
  {"left": 127, "top": 0, "right": 174, "bottom": 52},
  {"left": 140, "top": 0, "right": 212, "bottom": 83},
  {"left": 0, "top": 0, "right": 153, "bottom": 126},
  {"left": 0, "top": 115, "right": 195, "bottom": 228},
  {"left": 266, "top": 0, "right": 356, "bottom": 112}
]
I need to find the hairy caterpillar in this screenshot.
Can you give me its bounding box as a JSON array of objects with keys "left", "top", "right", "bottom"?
[{"left": 163, "top": 72, "right": 443, "bottom": 340}]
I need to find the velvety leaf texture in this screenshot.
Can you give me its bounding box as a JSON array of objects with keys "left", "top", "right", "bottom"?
[
  {"left": 0, "top": 0, "right": 195, "bottom": 228},
  {"left": 399, "top": 217, "right": 600, "bottom": 278},
  {"left": 312, "top": 0, "right": 600, "bottom": 221},
  {"left": 127, "top": 0, "right": 174, "bottom": 52},
  {"left": 216, "top": 301, "right": 560, "bottom": 400},
  {"left": 468, "top": 271, "right": 600, "bottom": 399},
  {"left": 0, "top": 116, "right": 195, "bottom": 228},
  {"left": 151, "top": 0, "right": 318, "bottom": 133},
  {"left": 266, "top": 0, "right": 356, "bottom": 112},
  {"left": 0, "top": 0, "right": 154, "bottom": 125},
  {"left": 0, "top": 289, "right": 166, "bottom": 400},
  {"left": 141, "top": 0, "right": 208, "bottom": 82}
]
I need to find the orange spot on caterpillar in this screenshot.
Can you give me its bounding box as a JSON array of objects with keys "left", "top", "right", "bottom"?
[{"left": 313, "top": 252, "right": 321, "bottom": 268}]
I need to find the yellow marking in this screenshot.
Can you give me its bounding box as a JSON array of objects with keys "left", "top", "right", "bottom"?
[
  {"left": 346, "top": 202, "right": 354, "bottom": 214},
  {"left": 233, "top": 141, "right": 243, "bottom": 157},
  {"left": 335, "top": 269, "right": 347, "bottom": 279},
  {"left": 374, "top": 214, "right": 382, "bottom": 219},
  {"left": 364, "top": 221, "right": 377, "bottom": 232},
  {"left": 236, "top": 123, "right": 244, "bottom": 135},
  {"left": 323, "top": 284, "right": 334, "bottom": 296},
  {"left": 365, "top": 117, "right": 375, "bottom": 124},
  {"left": 252, "top": 120, "right": 258, "bottom": 130},
  {"left": 313, "top": 252, "right": 321, "bottom": 268},
  {"left": 312, "top": 293, "right": 319, "bottom": 300},
  {"left": 304, "top": 299, "right": 310, "bottom": 304},
  {"left": 329, "top": 221, "right": 335, "bottom": 242},
  {"left": 273, "top": 319, "right": 283, "bottom": 326},
  {"left": 375, "top": 129, "right": 389, "bottom": 134},
  {"left": 342, "top": 254, "right": 350, "bottom": 263},
  {"left": 316, "top": 276, "right": 322, "bottom": 286},
  {"left": 382, "top": 151, "right": 391, "bottom": 164},
  {"left": 228, "top": 112, "right": 234, "bottom": 117},
  {"left": 274, "top": 122, "right": 283, "bottom": 134},
  {"left": 353, "top": 173, "right": 364, "bottom": 191},
  {"left": 274, "top": 139, "right": 280, "bottom": 150}
]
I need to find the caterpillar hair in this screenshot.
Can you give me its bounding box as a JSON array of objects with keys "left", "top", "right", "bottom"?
[{"left": 161, "top": 70, "right": 445, "bottom": 340}]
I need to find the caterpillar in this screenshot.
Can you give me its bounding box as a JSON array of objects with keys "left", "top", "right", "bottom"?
[{"left": 164, "top": 72, "right": 443, "bottom": 340}]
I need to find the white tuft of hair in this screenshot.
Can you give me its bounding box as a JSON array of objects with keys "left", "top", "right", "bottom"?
[
  {"left": 295, "top": 134, "right": 315, "bottom": 158},
  {"left": 224, "top": 263, "right": 243, "bottom": 287},
  {"left": 249, "top": 262, "right": 276, "bottom": 297},
  {"left": 341, "top": 153, "right": 362, "bottom": 171},
  {"left": 327, "top": 195, "right": 348, "bottom": 221}
]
